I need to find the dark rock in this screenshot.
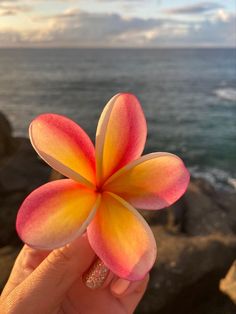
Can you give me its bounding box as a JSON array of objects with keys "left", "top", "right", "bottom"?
[
  {"left": 215, "top": 192, "right": 236, "bottom": 233},
  {"left": 0, "top": 192, "right": 27, "bottom": 247},
  {"left": 182, "top": 181, "right": 233, "bottom": 236},
  {"left": 131, "top": 180, "right": 236, "bottom": 313},
  {"left": 139, "top": 208, "right": 168, "bottom": 226},
  {"left": 137, "top": 226, "right": 236, "bottom": 314},
  {"left": 0, "top": 112, "right": 13, "bottom": 158},
  {"left": 0, "top": 137, "right": 50, "bottom": 194},
  {"left": 139, "top": 196, "right": 186, "bottom": 231},
  {"left": 140, "top": 178, "right": 235, "bottom": 238},
  {"left": 193, "top": 177, "right": 216, "bottom": 196},
  {"left": 0, "top": 135, "right": 50, "bottom": 247}
]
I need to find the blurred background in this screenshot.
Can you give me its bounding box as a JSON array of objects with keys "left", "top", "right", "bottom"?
[{"left": 0, "top": 0, "right": 235, "bottom": 313}]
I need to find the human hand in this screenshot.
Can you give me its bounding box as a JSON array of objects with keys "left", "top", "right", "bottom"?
[{"left": 0, "top": 233, "right": 149, "bottom": 314}]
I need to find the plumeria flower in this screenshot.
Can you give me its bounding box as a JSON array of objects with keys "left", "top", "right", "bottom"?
[{"left": 16, "top": 93, "right": 190, "bottom": 281}]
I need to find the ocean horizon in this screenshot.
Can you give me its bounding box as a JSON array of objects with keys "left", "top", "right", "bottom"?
[{"left": 0, "top": 47, "right": 235, "bottom": 190}]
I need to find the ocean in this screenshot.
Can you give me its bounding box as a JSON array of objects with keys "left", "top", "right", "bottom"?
[{"left": 0, "top": 48, "right": 235, "bottom": 189}]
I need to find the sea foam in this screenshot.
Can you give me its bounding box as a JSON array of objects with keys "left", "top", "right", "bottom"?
[
  {"left": 214, "top": 88, "right": 236, "bottom": 102},
  {"left": 189, "top": 166, "right": 236, "bottom": 191}
]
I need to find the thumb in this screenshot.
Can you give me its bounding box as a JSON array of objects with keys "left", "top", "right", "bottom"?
[{"left": 4, "top": 234, "right": 95, "bottom": 314}]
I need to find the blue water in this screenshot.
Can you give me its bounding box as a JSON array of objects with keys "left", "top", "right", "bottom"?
[{"left": 0, "top": 48, "right": 235, "bottom": 188}]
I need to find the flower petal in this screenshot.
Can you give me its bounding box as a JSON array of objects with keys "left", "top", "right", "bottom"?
[
  {"left": 104, "top": 153, "right": 190, "bottom": 210},
  {"left": 87, "top": 192, "right": 156, "bottom": 280},
  {"left": 16, "top": 179, "right": 100, "bottom": 250},
  {"left": 30, "top": 114, "right": 96, "bottom": 188},
  {"left": 96, "top": 93, "right": 147, "bottom": 185}
]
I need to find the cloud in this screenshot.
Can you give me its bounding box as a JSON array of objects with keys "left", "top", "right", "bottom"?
[
  {"left": 42, "top": 11, "right": 168, "bottom": 46},
  {"left": 40, "top": 9, "right": 236, "bottom": 47},
  {"left": 164, "top": 2, "right": 223, "bottom": 15},
  {"left": 0, "top": 3, "right": 32, "bottom": 16},
  {"left": 0, "top": 9, "right": 235, "bottom": 47},
  {"left": 147, "top": 13, "right": 236, "bottom": 47}
]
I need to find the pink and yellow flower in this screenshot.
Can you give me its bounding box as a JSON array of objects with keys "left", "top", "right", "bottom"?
[{"left": 16, "top": 93, "right": 190, "bottom": 280}]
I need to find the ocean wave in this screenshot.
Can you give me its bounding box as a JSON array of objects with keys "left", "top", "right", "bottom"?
[
  {"left": 214, "top": 87, "right": 236, "bottom": 102},
  {"left": 189, "top": 166, "right": 236, "bottom": 191}
]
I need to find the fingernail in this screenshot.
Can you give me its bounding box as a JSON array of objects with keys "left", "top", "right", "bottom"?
[
  {"left": 111, "top": 278, "right": 130, "bottom": 295},
  {"left": 83, "top": 259, "right": 109, "bottom": 289}
]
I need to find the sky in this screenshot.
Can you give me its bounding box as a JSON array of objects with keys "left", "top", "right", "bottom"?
[{"left": 0, "top": 0, "right": 235, "bottom": 47}]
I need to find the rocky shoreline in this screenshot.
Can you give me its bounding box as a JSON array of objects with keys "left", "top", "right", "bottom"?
[{"left": 0, "top": 112, "right": 235, "bottom": 313}]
